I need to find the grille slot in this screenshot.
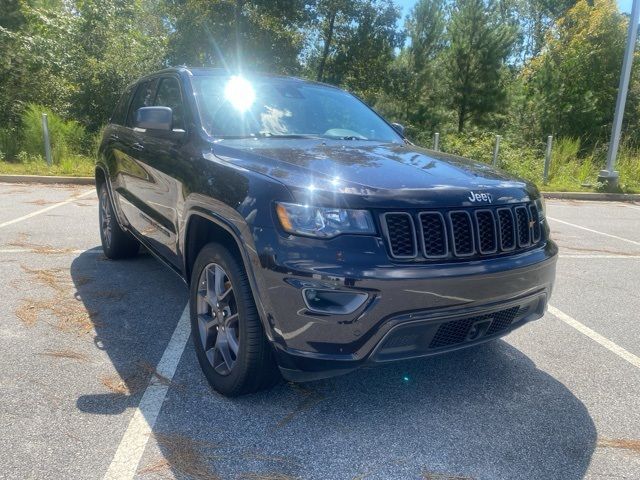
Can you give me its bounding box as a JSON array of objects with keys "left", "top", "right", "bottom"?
[
  {"left": 449, "top": 211, "right": 475, "bottom": 256},
  {"left": 497, "top": 208, "right": 516, "bottom": 251},
  {"left": 529, "top": 204, "right": 541, "bottom": 242},
  {"left": 419, "top": 212, "right": 448, "bottom": 258},
  {"left": 429, "top": 306, "right": 520, "bottom": 349},
  {"left": 475, "top": 209, "right": 497, "bottom": 254},
  {"left": 382, "top": 212, "right": 417, "bottom": 258},
  {"left": 514, "top": 206, "right": 531, "bottom": 247}
]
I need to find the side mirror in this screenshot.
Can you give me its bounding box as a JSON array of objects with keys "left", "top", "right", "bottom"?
[
  {"left": 135, "top": 106, "right": 172, "bottom": 131},
  {"left": 391, "top": 122, "right": 405, "bottom": 136}
]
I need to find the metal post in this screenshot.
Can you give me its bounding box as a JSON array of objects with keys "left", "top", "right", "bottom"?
[
  {"left": 601, "top": 0, "right": 640, "bottom": 189},
  {"left": 492, "top": 135, "right": 501, "bottom": 167},
  {"left": 41, "top": 113, "right": 52, "bottom": 166},
  {"left": 543, "top": 135, "right": 553, "bottom": 185},
  {"left": 434, "top": 132, "right": 440, "bottom": 151}
]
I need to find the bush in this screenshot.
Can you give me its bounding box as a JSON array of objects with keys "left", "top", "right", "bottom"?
[
  {"left": 0, "top": 127, "right": 20, "bottom": 161},
  {"left": 20, "top": 104, "right": 88, "bottom": 164},
  {"left": 618, "top": 144, "right": 640, "bottom": 192}
]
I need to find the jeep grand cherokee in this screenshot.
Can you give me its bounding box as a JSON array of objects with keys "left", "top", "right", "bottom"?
[{"left": 96, "top": 68, "right": 557, "bottom": 396}]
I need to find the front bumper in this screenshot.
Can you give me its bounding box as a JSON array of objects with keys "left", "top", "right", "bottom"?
[{"left": 252, "top": 229, "right": 558, "bottom": 381}]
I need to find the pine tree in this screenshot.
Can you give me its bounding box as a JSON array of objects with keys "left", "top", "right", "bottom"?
[{"left": 446, "top": 0, "right": 516, "bottom": 132}]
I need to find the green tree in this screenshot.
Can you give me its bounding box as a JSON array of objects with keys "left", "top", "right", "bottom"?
[
  {"left": 376, "top": 0, "right": 447, "bottom": 135},
  {"left": 0, "top": 2, "right": 77, "bottom": 129},
  {"left": 164, "top": 0, "right": 308, "bottom": 74},
  {"left": 522, "top": 0, "right": 634, "bottom": 144},
  {"left": 326, "top": 0, "right": 403, "bottom": 102},
  {"left": 72, "top": 0, "right": 168, "bottom": 131},
  {"left": 446, "top": 0, "right": 517, "bottom": 132}
]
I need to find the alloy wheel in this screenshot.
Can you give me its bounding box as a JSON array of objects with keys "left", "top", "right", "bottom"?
[{"left": 196, "top": 263, "right": 240, "bottom": 375}]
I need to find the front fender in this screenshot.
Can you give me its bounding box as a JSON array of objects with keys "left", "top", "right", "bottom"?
[{"left": 181, "top": 204, "right": 278, "bottom": 341}]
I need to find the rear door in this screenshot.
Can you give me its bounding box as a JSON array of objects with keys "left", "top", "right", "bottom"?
[{"left": 114, "top": 79, "right": 159, "bottom": 236}]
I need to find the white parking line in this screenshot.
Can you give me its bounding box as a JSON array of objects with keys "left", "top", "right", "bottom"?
[
  {"left": 549, "top": 305, "right": 640, "bottom": 370},
  {"left": 547, "top": 216, "right": 640, "bottom": 247},
  {"left": 0, "top": 189, "right": 95, "bottom": 229},
  {"left": 103, "top": 305, "right": 191, "bottom": 480},
  {"left": 0, "top": 248, "right": 101, "bottom": 254}
]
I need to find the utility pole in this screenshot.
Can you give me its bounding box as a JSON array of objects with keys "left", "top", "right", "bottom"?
[{"left": 600, "top": 0, "right": 640, "bottom": 190}]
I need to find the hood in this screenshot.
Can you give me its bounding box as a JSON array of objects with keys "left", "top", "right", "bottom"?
[{"left": 210, "top": 138, "right": 539, "bottom": 208}]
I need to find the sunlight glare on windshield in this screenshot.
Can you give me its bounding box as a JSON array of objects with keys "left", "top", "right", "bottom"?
[{"left": 224, "top": 75, "right": 255, "bottom": 112}]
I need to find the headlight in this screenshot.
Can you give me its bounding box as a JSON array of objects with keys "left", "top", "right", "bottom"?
[{"left": 275, "top": 202, "right": 376, "bottom": 238}]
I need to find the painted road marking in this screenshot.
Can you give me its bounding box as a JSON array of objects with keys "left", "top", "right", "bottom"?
[
  {"left": 547, "top": 216, "right": 640, "bottom": 247},
  {"left": 0, "top": 189, "right": 95, "bottom": 229},
  {"left": 103, "top": 305, "right": 191, "bottom": 480},
  {"left": 0, "top": 248, "right": 101, "bottom": 254},
  {"left": 549, "top": 305, "right": 640, "bottom": 370}
]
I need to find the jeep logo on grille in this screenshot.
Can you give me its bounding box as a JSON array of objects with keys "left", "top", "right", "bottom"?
[{"left": 468, "top": 191, "right": 493, "bottom": 203}]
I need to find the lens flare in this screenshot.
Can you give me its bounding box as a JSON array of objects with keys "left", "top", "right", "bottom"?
[{"left": 224, "top": 75, "right": 255, "bottom": 112}]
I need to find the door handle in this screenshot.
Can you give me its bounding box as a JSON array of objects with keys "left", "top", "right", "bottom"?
[{"left": 131, "top": 142, "right": 144, "bottom": 151}]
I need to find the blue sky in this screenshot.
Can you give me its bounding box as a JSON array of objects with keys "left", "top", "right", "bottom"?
[{"left": 396, "top": 0, "right": 633, "bottom": 20}]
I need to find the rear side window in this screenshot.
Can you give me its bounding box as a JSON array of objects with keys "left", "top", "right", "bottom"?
[
  {"left": 154, "top": 77, "right": 185, "bottom": 130},
  {"left": 126, "top": 79, "right": 158, "bottom": 127},
  {"left": 110, "top": 87, "right": 133, "bottom": 126}
]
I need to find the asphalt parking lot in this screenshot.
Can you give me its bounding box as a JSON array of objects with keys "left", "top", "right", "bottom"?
[{"left": 1, "top": 182, "right": 639, "bottom": 480}]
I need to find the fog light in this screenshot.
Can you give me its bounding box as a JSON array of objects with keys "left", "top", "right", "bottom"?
[{"left": 302, "top": 289, "right": 368, "bottom": 315}]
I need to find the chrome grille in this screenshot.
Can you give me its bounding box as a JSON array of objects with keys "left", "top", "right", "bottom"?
[{"left": 381, "top": 202, "right": 544, "bottom": 261}]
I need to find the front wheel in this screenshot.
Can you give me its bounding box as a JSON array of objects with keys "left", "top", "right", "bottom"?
[
  {"left": 98, "top": 183, "right": 139, "bottom": 259},
  {"left": 190, "top": 243, "right": 280, "bottom": 396}
]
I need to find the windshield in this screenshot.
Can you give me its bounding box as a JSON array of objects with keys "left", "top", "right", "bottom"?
[{"left": 191, "top": 75, "right": 402, "bottom": 143}]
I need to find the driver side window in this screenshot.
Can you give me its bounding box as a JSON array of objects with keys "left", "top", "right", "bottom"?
[
  {"left": 154, "top": 77, "right": 185, "bottom": 130},
  {"left": 126, "top": 79, "right": 158, "bottom": 128}
]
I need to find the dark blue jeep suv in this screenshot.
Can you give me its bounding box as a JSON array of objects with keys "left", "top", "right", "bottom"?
[{"left": 96, "top": 67, "right": 557, "bottom": 396}]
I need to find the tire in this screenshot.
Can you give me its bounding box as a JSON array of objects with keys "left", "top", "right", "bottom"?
[
  {"left": 190, "top": 242, "right": 280, "bottom": 396},
  {"left": 98, "top": 183, "right": 139, "bottom": 259}
]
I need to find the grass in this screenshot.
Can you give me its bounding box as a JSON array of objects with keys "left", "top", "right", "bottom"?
[
  {"left": 437, "top": 133, "right": 640, "bottom": 194},
  {"left": 0, "top": 154, "right": 95, "bottom": 177},
  {"left": 2, "top": 132, "right": 638, "bottom": 192}
]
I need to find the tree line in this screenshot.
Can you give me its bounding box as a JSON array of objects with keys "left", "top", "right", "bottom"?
[{"left": 1, "top": 0, "right": 638, "bottom": 157}]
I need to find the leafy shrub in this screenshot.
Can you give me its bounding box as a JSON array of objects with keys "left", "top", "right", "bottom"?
[
  {"left": 0, "top": 128, "right": 20, "bottom": 161},
  {"left": 617, "top": 144, "right": 640, "bottom": 192},
  {"left": 20, "top": 104, "right": 88, "bottom": 164}
]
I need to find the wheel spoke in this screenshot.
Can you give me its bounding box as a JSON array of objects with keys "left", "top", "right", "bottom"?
[
  {"left": 206, "top": 267, "right": 217, "bottom": 305},
  {"left": 224, "top": 313, "right": 239, "bottom": 328},
  {"left": 214, "top": 330, "right": 234, "bottom": 372},
  {"left": 197, "top": 314, "right": 217, "bottom": 351},
  {"left": 218, "top": 284, "right": 233, "bottom": 303},
  {"left": 214, "top": 265, "right": 225, "bottom": 296}
]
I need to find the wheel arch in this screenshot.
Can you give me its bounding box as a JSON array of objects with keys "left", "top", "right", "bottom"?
[{"left": 182, "top": 210, "right": 271, "bottom": 333}]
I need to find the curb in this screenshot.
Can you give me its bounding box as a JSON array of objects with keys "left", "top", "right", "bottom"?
[
  {"left": 0, "top": 174, "right": 94, "bottom": 185},
  {"left": 542, "top": 191, "right": 640, "bottom": 202}
]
